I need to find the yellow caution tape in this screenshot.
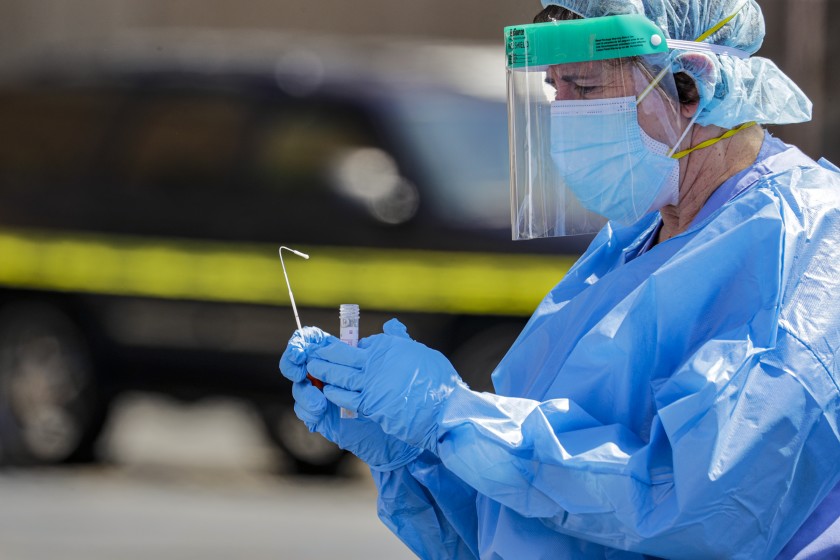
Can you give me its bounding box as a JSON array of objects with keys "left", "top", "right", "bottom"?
[{"left": 0, "top": 227, "right": 577, "bottom": 316}]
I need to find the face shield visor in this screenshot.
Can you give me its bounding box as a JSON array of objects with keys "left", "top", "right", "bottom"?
[{"left": 506, "top": 15, "right": 685, "bottom": 239}]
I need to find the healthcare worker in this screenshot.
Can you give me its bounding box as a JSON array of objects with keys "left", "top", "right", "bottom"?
[{"left": 281, "top": 0, "right": 840, "bottom": 558}]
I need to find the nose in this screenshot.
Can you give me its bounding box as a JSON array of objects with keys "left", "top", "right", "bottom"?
[{"left": 553, "top": 84, "right": 577, "bottom": 102}]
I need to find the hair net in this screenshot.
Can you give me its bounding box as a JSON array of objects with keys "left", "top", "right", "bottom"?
[{"left": 540, "top": 0, "right": 812, "bottom": 128}]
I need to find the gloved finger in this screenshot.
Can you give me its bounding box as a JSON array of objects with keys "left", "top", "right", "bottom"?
[
  {"left": 309, "top": 337, "right": 368, "bottom": 368},
  {"left": 291, "top": 381, "right": 328, "bottom": 423},
  {"left": 280, "top": 347, "right": 307, "bottom": 382},
  {"left": 307, "top": 358, "right": 364, "bottom": 391},
  {"left": 382, "top": 318, "right": 411, "bottom": 339},
  {"left": 323, "top": 384, "right": 363, "bottom": 414},
  {"left": 292, "top": 402, "right": 319, "bottom": 432},
  {"left": 289, "top": 326, "right": 331, "bottom": 361},
  {"left": 280, "top": 328, "right": 318, "bottom": 382},
  {"left": 280, "top": 327, "right": 333, "bottom": 382},
  {"left": 297, "top": 325, "right": 331, "bottom": 344}
]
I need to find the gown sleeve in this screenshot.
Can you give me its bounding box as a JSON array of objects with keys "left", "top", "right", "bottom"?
[
  {"left": 372, "top": 450, "right": 480, "bottom": 559},
  {"left": 430, "top": 175, "right": 840, "bottom": 559},
  {"left": 435, "top": 335, "right": 838, "bottom": 559}
]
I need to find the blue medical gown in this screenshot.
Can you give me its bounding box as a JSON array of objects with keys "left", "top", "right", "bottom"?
[{"left": 372, "top": 140, "right": 840, "bottom": 559}]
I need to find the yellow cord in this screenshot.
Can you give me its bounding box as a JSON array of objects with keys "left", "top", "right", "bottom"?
[
  {"left": 637, "top": 0, "right": 750, "bottom": 105},
  {"left": 637, "top": 1, "right": 755, "bottom": 159},
  {"left": 670, "top": 121, "right": 757, "bottom": 159},
  {"left": 695, "top": 0, "right": 749, "bottom": 42}
]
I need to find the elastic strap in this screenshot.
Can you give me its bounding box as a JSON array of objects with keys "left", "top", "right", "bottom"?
[
  {"left": 637, "top": 0, "right": 752, "bottom": 105},
  {"left": 695, "top": 0, "right": 750, "bottom": 42},
  {"left": 670, "top": 121, "right": 757, "bottom": 159},
  {"left": 665, "top": 39, "right": 748, "bottom": 59},
  {"left": 636, "top": 65, "right": 671, "bottom": 105}
]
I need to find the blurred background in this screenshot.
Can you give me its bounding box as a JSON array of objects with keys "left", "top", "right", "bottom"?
[{"left": 0, "top": 1, "right": 834, "bottom": 558}]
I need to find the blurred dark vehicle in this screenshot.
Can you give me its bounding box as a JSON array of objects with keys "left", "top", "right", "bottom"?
[{"left": 0, "top": 36, "right": 588, "bottom": 474}]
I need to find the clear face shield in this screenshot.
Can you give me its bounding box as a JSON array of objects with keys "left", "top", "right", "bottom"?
[{"left": 506, "top": 15, "right": 686, "bottom": 239}]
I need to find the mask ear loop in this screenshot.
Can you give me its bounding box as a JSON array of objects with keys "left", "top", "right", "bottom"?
[
  {"left": 636, "top": 0, "right": 753, "bottom": 157},
  {"left": 667, "top": 110, "right": 701, "bottom": 158},
  {"left": 635, "top": 59, "right": 692, "bottom": 157},
  {"left": 637, "top": 49, "right": 759, "bottom": 158},
  {"left": 635, "top": 65, "right": 671, "bottom": 107}
]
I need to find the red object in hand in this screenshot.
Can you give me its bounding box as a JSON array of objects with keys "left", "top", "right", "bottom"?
[{"left": 307, "top": 373, "right": 324, "bottom": 390}]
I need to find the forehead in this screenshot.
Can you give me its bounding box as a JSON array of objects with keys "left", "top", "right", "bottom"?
[{"left": 546, "top": 60, "right": 623, "bottom": 80}]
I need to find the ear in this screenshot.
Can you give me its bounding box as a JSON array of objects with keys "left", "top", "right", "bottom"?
[
  {"left": 672, "top": 52, "right": 717, "bottom": 119},
  {"left": 681, "top": 94, "right": 700, "bottom": 119}
]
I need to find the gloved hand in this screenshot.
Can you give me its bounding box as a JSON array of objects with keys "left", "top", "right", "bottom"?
[
  {"left": 306, "top": 319, "right": 467, "bottom": 454},
  {"left": 280, "top": 326, "right": 329, "bottom": 383},
  {"left": 280, "top": 326, "right": 421, "bottom": 471}
]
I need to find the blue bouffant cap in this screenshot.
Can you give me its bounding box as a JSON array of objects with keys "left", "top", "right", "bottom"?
[{"left": 540, "top": 0, "right": 811, "bottom": 127}]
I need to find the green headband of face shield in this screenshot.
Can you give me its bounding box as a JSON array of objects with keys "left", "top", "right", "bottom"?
[
  {"left": 505, "top": 15, "right": 669, "bottom": 70},
  {"left": 505, "top": 15, "right": 677, "bottom": 239},
  {"left": 505, "top": 13, "right": 758, "bottom": 239}
]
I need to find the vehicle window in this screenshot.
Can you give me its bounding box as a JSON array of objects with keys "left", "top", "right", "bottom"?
[
  {"left": 71, "top": 88, "right": 268, "bottom": 239},
  {"left": 250, "top": 100, "right": 380, "bottom": 195},
  {"left": 0, "top": 89, "right": 123, "bottom": 192},
  {"left": 388, "top": 91, "right": 511, "bottom": 230},
  {"left": 118, "top": 93, "right": 249, "bottom": 193},
  {"left": 0, "top": 87, "right": 129, "bottom": 229},
  {"left": 240, "top": 99, "right": 416, "bottom": 241},
  {"left": 104, "top": 91, "right": 388, "bottom": 242}
]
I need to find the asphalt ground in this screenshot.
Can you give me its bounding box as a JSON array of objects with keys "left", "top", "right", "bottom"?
[{"left": 0, "top": 393, "right": 416, "bottom": 560}]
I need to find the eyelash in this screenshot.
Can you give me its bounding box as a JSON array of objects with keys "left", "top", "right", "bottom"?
[{"left": 545, "top": 77, "right": 599, "bottom": 97}]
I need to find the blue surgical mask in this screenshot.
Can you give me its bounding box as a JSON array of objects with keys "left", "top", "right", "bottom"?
[{"left": 549, "top": 96, "right": 679, "bottom": 226}]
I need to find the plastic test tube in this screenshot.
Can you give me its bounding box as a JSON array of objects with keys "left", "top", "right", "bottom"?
[{"left": 339, "top": 304, "right": 360, "bottom": 419}]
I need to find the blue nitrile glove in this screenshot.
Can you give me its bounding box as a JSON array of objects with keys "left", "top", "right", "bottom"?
[
  {"left": 280, "top": 326, "right": 421, "bottom": 471},
  {"left": 306, "top": 319, "right": 467, "bottom": 454},
  {"left": 280, "top": 326, "right": 329, "bottom": 383}
]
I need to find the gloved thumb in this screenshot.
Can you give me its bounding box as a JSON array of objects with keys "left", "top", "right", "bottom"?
[
  {"left": 382, "top": 318, "right": 411, "bottom": 339},
  {"left": 358, "top": 318, "right": 411, "bottom": 349}
]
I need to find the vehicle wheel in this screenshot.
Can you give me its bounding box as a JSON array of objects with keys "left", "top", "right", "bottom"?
[
  {"left": 0, "top": 302, "right": 108, "bottom": 466},
  {"left": 258, "top": 404, "right": 347, "bottom": 476}
]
